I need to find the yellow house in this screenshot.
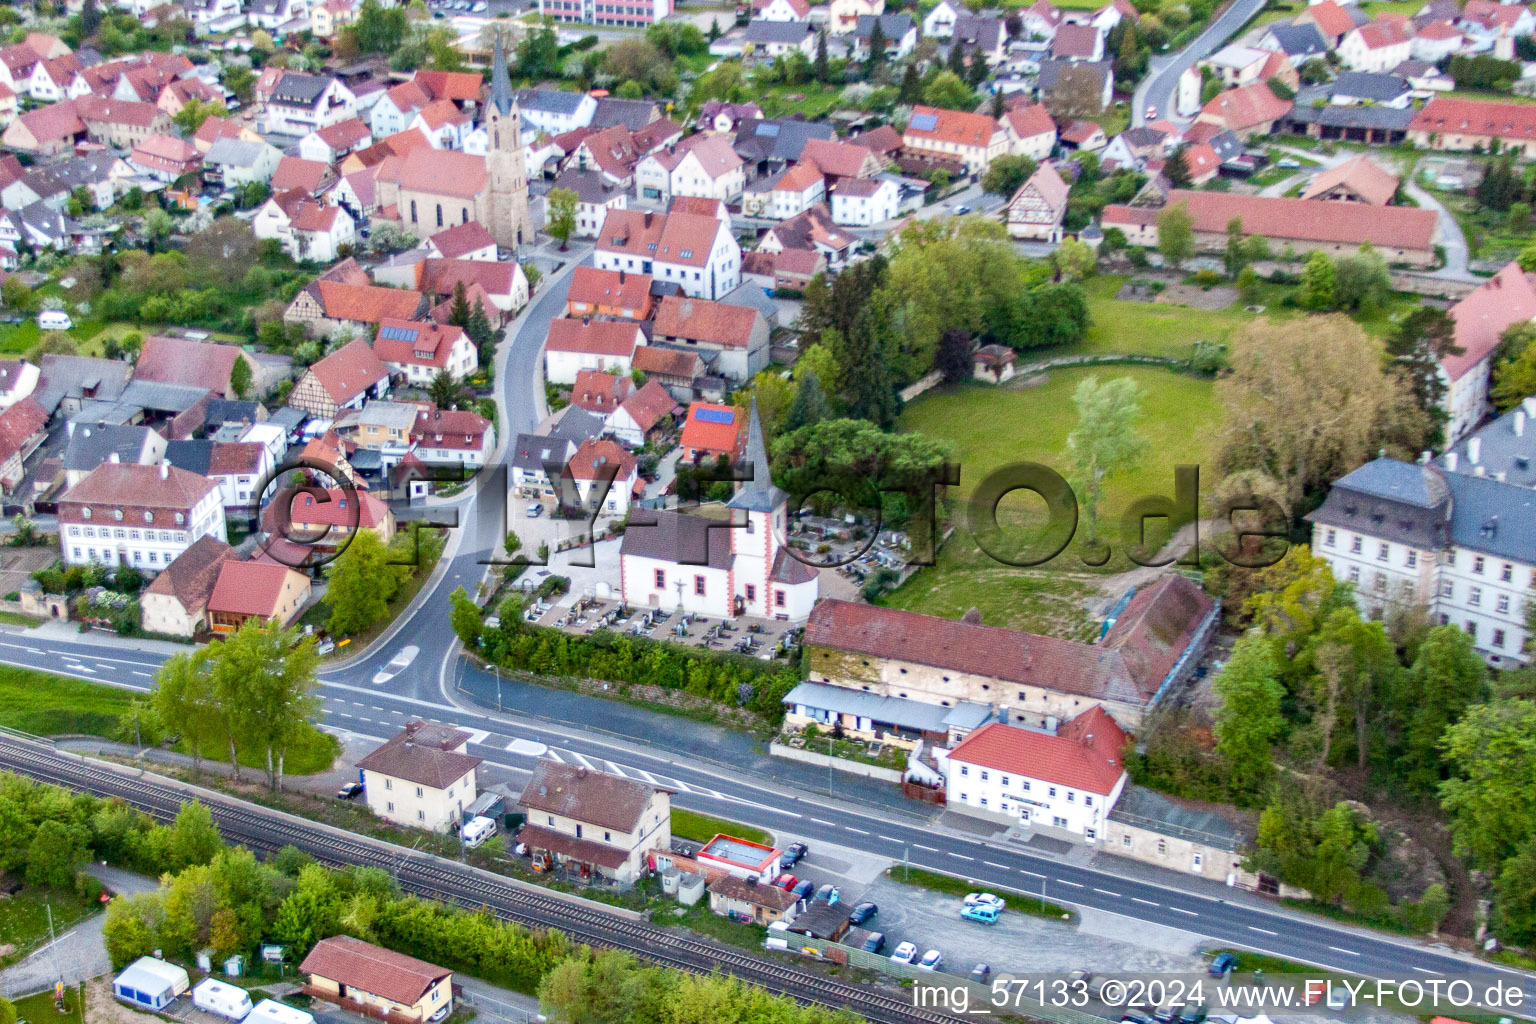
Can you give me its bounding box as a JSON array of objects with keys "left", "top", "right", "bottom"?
[
  {"left": 301, "top": 936, "right": 453, "bottom": 1023},
  {"left": 310, "top": 0, "right": 359, "bottom": 39}
]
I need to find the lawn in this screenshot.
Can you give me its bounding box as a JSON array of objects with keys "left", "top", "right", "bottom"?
[
  {"left": 1431, "top": 185, "right": 1530, "bottom": 262},
  {"left": 1067, "top": 275, "right": 1263, "bottom": 359},
  {"left": 756, "top": 84, "right": 846, "bottom": 119},
  {"left": 886, "top": 367, "right": 1222, "bottom": 631},
  {"left": 884, "top": 866, "right": 1077, "bottom": 922},
  {"left": 671, "top": 807, "right": 774, "bottom": 847},
  {"left": 0, "top": 888, "right": 99, "bottom": 967},
  {"left": 0, "top": 664, "right": 143, "bottom": 738}
]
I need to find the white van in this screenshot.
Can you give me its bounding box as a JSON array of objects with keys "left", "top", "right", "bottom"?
[
  {"left": 37, "top": 310, "right": 72, "bottom": 331},
  {"left": 192, "top": 978, "right": 253, "bottom": 1020},
  {"left": 462, "top": 815, "right": 497, "bottom": 848}
]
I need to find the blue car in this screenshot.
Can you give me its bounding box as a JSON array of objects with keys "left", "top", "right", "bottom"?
[
  {"left": 791, "top": 879, "right": 815, "bottom": 899},
  {"left": 848, "top": 901, "right": 877, "bottom": 925},
  {"left": 1208, "top": 953, "right": 1237, "bottom": 976}
]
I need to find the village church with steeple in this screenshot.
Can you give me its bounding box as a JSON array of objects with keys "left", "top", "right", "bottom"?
[
  {"left": 618, "top": 402, "right": 820, "bottom": 620},
  {"left": 483, "top": 39, "right": 532, "bottom": 249}
]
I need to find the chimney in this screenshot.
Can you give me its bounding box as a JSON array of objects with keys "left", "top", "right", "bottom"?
[
  {"left": 1447, "top": 451, "right": 1459, "bottom": 471},
  {"left": 108, "top": 451, "right": 120, "bottom": 463},
  {"left": 618, "top": 269, "right": 625, "bottom": 284},
  {"left": 1517, "top": 410, "right": 1527, "bottom": 438},
  {"left": 159, "top": 459, "right": 169, "bottom": 479},
  {"left": 644, "top": 211, "right": 653, "bottom": 228},
  {"left": 1469, "top": 436, "right": 1482, "bottom": 464}
]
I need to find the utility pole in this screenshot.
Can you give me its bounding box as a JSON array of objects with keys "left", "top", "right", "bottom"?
[
  {"left": 495, "top": 664, "right": 501, "bottom": 714},
  {"left": 46, "top": 902, "right": 62, "bottom": 988},
  {"left": 903, "top": 845, "right": 909, "bottom": 882}
]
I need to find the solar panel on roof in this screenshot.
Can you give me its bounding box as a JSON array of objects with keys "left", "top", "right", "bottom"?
[
  {"left": 910, "top": 113, "right": 939, "bottom": 132},
  {"left": 757, "top": 123, "right": 781, "bottom": 137},
  {"left": 379, "top": 325, "right": 419, "bottom": 342},
  {"left": 695, "top": 408, "right": 735, "bottom": 424}
]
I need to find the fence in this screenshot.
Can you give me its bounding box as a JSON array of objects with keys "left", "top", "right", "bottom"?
[{"left": 458, "top": 988, "right": 543, "bottom": 1023}]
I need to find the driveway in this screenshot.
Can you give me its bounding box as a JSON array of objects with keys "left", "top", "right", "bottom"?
[{"left": 0, "top": 867, "right": 159, "bottom": 999}]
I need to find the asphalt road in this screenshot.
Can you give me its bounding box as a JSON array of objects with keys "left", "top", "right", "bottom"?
[
  {"left": 1, "top": 237, "right": 1531, "bottom": 1001},
  {"left": 1133, "top": 0, "right": 1269, "bottom": 126}
]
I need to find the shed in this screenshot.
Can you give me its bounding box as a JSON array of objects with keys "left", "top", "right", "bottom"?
[{"left": 114, "top": 957, "right": 190, "bottom": 1011}]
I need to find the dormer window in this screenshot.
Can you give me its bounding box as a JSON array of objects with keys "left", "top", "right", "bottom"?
[
  {"left": 82, "top": 508, "right": 91, "bottom": 520},
  {"left": 113, "top": 509, "right": 123, "bottom": 521},
  {"left": 174, "top": 513, "right": 185, "bottom": 525},
  {"left": 143, "top": 511, "right": 153, "bottom": 523}
]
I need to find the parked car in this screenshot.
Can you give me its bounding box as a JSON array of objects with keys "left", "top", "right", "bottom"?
[
  {"left": 526, "top": 503, "right": 544, "bottom": 518},
  {"left": 1122, "top": 1015, "right": 1157, "bottom": 1024},
  {"left": 1208, "top": 953, "right": 1237, "bottom": 977},
  {"left": 917, "top": 949, "right": 943, "bottom": 972},
  {"left": 964, "top": 892, "right": 1005, "bottom": 910},
  {"left": 890, "top": 942, "right": 918, "bottom": 965},
  {"left": 336, "top": 781, "right": 364, "bottom": 799},
  {"left": 813, "top": 884, "right": 840, "bottom": 904},
  {"left": 1177, "top": 1004, "right": 1209, "bottom": 1024},
  {"left": 316, "top": 639, "right": 336, "bottom": 655},
  {"left": 961, "top": 903, "right": 999, "bottom": 924},
  {"left": 781, "top": 841, "right": 809, "bottom": 866},
  {"left": 848, "top": 901, "right": 877, "bottom": 925},
  {"left": 970, "top": 964, "right": 991, "bottom": 983},
  {"left": 1145, "top": 105, "right": 1157, "bottom": 119},
  {"left": 791, "top": 879, "right": 815, "bottom": 899},
  {"left": 774, "top": 873, "right": 797, "bottom": 891},
  {"left": 860, "top": 931, "right": 886, "bottom": 954}
]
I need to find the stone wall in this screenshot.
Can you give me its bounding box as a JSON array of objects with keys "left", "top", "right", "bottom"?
[{"left": 768, "top": 741, "right": 905, "bottom": 782}]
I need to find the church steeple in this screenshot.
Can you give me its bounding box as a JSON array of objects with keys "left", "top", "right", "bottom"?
[
  {"left": 489, "top": 37, "right": 515, "bottom": 118},
  {"left": 728, "top": 398, "right": 786, "bottom": 513}
]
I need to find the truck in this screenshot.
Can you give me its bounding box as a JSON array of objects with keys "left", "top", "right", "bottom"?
[{"left": 192, "top": 978, "right": 253, "bottom": 1020}]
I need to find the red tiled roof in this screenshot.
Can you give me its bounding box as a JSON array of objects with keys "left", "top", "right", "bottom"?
[
  {"left": 567, "top": 265, "right": 652, "bottom": 312},
  {"left": 595, "top": 208, "right": 666, "bottom": 259},
  {"left": 292, "top": 202, "right": 342, "bottom": 233},
  {"left": 272, "top": 156, "right": 330, "bottom": 192},
  {"left": 373, "top": 318, "right": 465, "bottom": 369},
  {"left": 545, "top": 318, "right": 643, "bottom": 357},
  {"left": 397, "top": 146, "right": 485, "bottom": 198},
  {"left": 59, "top": 462, "right": 218, "bottom": 519},
  {"left": 680, "top": 401, "right": 744, "bottom": 455},
  {"left": 904, "top": 105, "right": 1000, "bottom": 148},
  {"left": 1411, "top": 96, "right": 1536, "bottom": 143},
  {"left": 1102, "top": 575, "right": 1214, "bottom": 693},
  {"left": 1353, "top": 16, "right": 1412, "bottom": 48},
  {"left": 1052, "top": 22, "right": 1102, "bottom": 57},
  {"left": 135, "top": 336, "right": 244, "bottom": 396},
  {"left": 1445, "top": 261, "right": 1536, "bottom": 381},
  {"left": 567, "top": 438, "right": 636, "bottom": 481},
  {"left": 1115, "top": 189, "right": 1437, "bottom": 251},
  {"left": 798, "top": 137, "right": 875, "bottom": 178},
  {"left": 1200, "top": 81, "right": 1291, "bottom": 131},
  {"left": 1005, "top": 102, "right": 1056, "bottom": 140},
  {"left": 411, "top": 406, "right": 490, "bottom": 450},
  {"left": 207, "top": 441, "right": 265, "bottom": 476},
  {"left": 0, "top": 397, "right": 47, "bottom": 464},
  {"left": 805, "top": 599, "right": 1153, "bottom": 705},
  {"left": 645, "top": 133, "right": 742, "bottom": 179},
  {"left": 384, "top": 79, "right": 430, "bottom": 115},
  {"left": 656, "top": 212, "right": 724, "bottom": 268},
  {"left": 317, "top": 117, "right": 370, "bottom": 151},
  {"left": 414, "top": 69, "right": 483, "bottom": 103},
  {"left": 12, "top": 101, "right": 84, "bottom": 146},
  {"left": 1303, "top": 0, "right": 1354, "bottom": 37},
  {"left": 1184, "top": 142, "right": 1219, "bottom": 179},
  {"left": 1417, "top": 20, "right": 1462, "bottom": 38},
  {"left": 570, "top": 369, "right": 634, "bottom": 413},
  {"left": 418, "top": 258, "right": 518, "bottom": 301},
  {"left": 519, "top": 759, "right": 670, "bottom": 833},
  {"left": 132, "top": 133, "right": 200, "bottom": 170},
  {"left": 429, "top": 221, "right": 496, "bottom": 259},
  {"left": 415, "top": 98, "right": 468, "bottom": 130},
  {"left": 774, "top": 159, "right": 824, "bottom": 193},
  {"left": 278, "top": 485, "right": 390, "bottom": 529},
  {"left": 632, "top": 345, "right": 701, "bottom": 380},
  {"left": 619, "top": 380, "right": 677, "bottom": 433},
  {"left": 654, "top": 295, "right": 758, "bottom": 348},
  {"left": 852, "top": 123, "right": 903, "bottom": 156},
  {"left": 945, "top": 708, "right": 1127, "bottom": 795},
  {"left": 301, "top": 936, "right": 451, "bottom": 1007},
  {"left": 142, "top": 534, "right": 234, "bottom": 613},
  {"left": 314, "top": 281, "right": 424, "bottom": 324},
  {"left": 305, "top": 337, "right": 391, "bottom": 404},
  {"left": 668, "top": 195, "right": 723, "bottom": 218},
  {"left": 207, "top": 559, "right": 305, "bottom": 618},
  {"left": 1299, "top": 153, "right": 1398, "bottom": 205},
  {"left": 194, "top": 114, "right": 245, "bottom": 147}
]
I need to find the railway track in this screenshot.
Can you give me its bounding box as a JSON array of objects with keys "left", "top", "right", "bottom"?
[{"left": 0, "top": 736, "right": 965, "bottom": 1024}]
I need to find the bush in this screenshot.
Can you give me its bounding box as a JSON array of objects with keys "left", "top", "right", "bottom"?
[{"left": 1190, "top": 268, "right": 1224, "bottom": 287}]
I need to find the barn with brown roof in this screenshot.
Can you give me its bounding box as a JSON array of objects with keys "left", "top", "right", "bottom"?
[
  {"left": 301, "top": 935, "right": 454, "bottom": 1022},
  {"left": 206, "top": 559, "right": 310, "bottom": 633},
  {"left": 134, "top": 336, "right": 258, "bottom": 399},
  {"left": 651, "top": 295, "right": 770, "bottom": 381},
  {"left": 139, "top": 535, "right": 236, "bottom": 637},
  {"left": 287, "top": 338, "right": 392, "bottom": 418}
]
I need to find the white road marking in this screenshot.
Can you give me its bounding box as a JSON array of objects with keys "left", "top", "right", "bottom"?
[
  {"left": 1411, "top": 967, "right": 1440, "bottom": 975},
  {"left": 1170, "top": 907, "right": 1199, "bottom": 917},
  {"left": 912, "top": 844, "right": 940, "bottom": 852},
  {"left": 132, "top": 671, "right": 151, "bottom": 678},
  {"left": 544, "top": 750, "right": 564, "bottom": 763},
  {"left": 370, "top": 706, "right": 384, "bottom": 711},
  {"left": 1328, "top": 946, "right": 1359, "bottom": 957},
  {"left": 338, "top": 713, "right": 354, "bottom": 718},
  {"left": 1132, "top": 897, "right": 1158, "bottom": 907},
  {"left": 878, "top": 836, "right": 902, "bottom": 843},
  {"left": 1249, "top": 927, "right": 1278, "bottom": 936},
  {"left": 64, "top": 664, "right": 94, "bottom": 673},
  {"left": 845, "top": 827, "right": 869, "bottom": 835},
  {"left": 811, "top": 818, "right": 837, "bottom": 827},
  {"left": 984, "top": 861, "right": 1011, "bottom": 869},
  {"left": 462, "top": 729, "right": 491, "bottom": 746},
  {"left": 95, "top": 663, "right": 116, "bottom": 671},
  {"left": 950, "top": 853, "right": 975, "bottom": 861},
  {"left": 1020, "top": 870, "right": 1046, "bottom": 879},
  {"left": 570, "top": 751, "right": 596, "bottom": 770},
  {"left": 1094, "top": 888, "right": 1121, "bottom": 897},
  {"left": 1055, "top": 879, "right": 1084, "bottom": 888}
]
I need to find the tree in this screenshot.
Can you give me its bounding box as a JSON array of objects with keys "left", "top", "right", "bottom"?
[
  {"left": 447, "top": 280, "right": 471, "bottom": 328},
  {"left": 867, "top": 18, "right": 887, "bottom": 69},
  {"left": 1217, "top": 318, "right": 1416, "bottom": 508},
  {"left": 982, "top": 154, "right": 1036, "bottom": 197},
  {"left": 450, "top": 586, "right": 482, "bottom": 647},
  {"left": 840, "top": 307, "right": 900, "bottom": 428},
  {"left": 1223, "top": 217, "right": 1246, "bottom": 279},
  {"left": 814, "top": 30, "right": 829, "bottom": 82},
  {"left": 1164, "top": 146, "right": 1191, "bottom": 188},
  {"left": 516, "top": 24, "right": 562, "bottom": 79},
  {"left": 1440, "top": 699, "right": 1536, "bottom": 867},
  {"left": 936, "top": 329, "right": 973, "bottom": 383},
  {"left": 1157, "top": 201, "right": 1193, "bottom": 269},
  {"left": 1401, "top": 625, "right": 1486, "bottom": 792},
  {"left": 1332, "top": 243, "right": 1390, "bottom": 313},
  {"left": 923, "top": 70, "right": 973, "bottom": 110},
  {"left": 209, "top": 622, "right": 320, "bottom": 791},
  {"left": 349, "top": 0, "right": 408, "bottom": 53},
  {"left": 228, "top": 354, "right": 253, "bottom": 400},
  {"left": 1236, "top": 265, "right": 1261, "bottom": 305},
  {"left": 1043, "top": 62, "right": 1109, "bottom": 120},
  {"left": 1066, "top": 375, "right": 1148, "bottom": 543},
  {"left": 1055, "top": 238, "right": 1096, "bottom": 282},
  {"left": 0, "top": 277, "right": 34, "bottom": 314},
  {"left": 172, "top": 98, "right": 228, "bottom": 134},
  {"left": 1386, "top": 307, "right": 1461, "bottom": 447},
  {"left": 731, "top": 369, "right": 794, "bottom": 434},
  {"left": 546, "top": 187, "right": 577, "bottom": 250},
  {"left": 26, "top": 820, "right": 86, "bottom": 889},
  {"left": 1494, "top": 836, "right": 1536, "bottom": 947},
  {"left": 782, "top": 365, "right": 831, "bottom": 431},
  {"left": 1307, "top": 608, "right": 1401, "bottom": 773},
  {"left": 326, "top": 530, "right": 398, "bottom": 636},
  {"left": 603, "top": 39, "right": 665, "bottom": 89},
  {"left": 1211, "top": 634, "right": 1285, "bottom": 799},
  {"left": 82, "top": 0, "right": 103, "bottom": 36},
  {"left": 428, "top": 369, "right": 469, "bottom": 410},
  {"left": 898, "top": 63, "right": 922, "bottom": 104},
  {"left": 1492, "top": 321, "right": 1536, "bottom": 411},
  {"left": 152, "top": 649, "right": 220, "bottom": 776},
  {"left": 168, "top": 801, "right": 223, "bottom": 870},
  {"left": 1298, "top": 251, "right": 1337, "bottom": 310}
]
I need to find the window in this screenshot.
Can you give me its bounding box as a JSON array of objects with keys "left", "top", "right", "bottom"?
[
  {"left": 1048, "top": 786, "right": 1057, "bottom": 798},
  {"left": 960, "top": 765, "right": 968, "bottom": 776},
  {"left": 775, "top": 590, "right": 786, "bottom": 607},
  {"left": 1157, "top": 839, "right": 1167, "bottom": 855},
  {"left": 1407, "top": 550, "right": 1418, "bottom": 568},
  {"left": 435, "top": 204, "right": 443, "bottom": 227},
  {"left": 387, "top": 801, "right": 394, "bottom": 812},
  {"left": 1085, "top": 795, "right": 1093, "bottom": 807},
  {"left": 1348, "top": 566, "right": 1361, "bottom": 583},
  {"left": 174, "top": 513, "right": 184, "bottom": 525},
  {"left": 1498, "top": 594, "right": 1511, "bottom": 614},
  {"left": 1503, "top": 563, "right": 1514, "bottom": 582},
  {"left": 1053, "top": 816, "right": 1068, "bottom": 828},
  {"left": 1351, "top": 535, "right": 1362, "bottom": 553},
  {"left": 1067, "top": 791, "right": 1075, "bottom": 803},
  {"left": 1021, "top": 780, "right": 1030, "bottom": 791},
  {"left": 410, "top": 200, "right": 417, "bottom": 222},
  {"left": 417, "top": 810, "right": 425, "bottom": 821},
  {"left": 1085, "top": 828, "right": 1096, "bottom": 840},
  {"left": 1441, "top": 580, "right": 1454, "bottom": 598},
  {"left": 415, "top": 786, "right": 423, "bottom": 797},
  {"left": 148, "top": 552, "right": 157, "bottom": 563},
  {"left": 143, "top": 511, "right": 152, "bottom": 523},
  {"left": 113, "top": 509, "right": 123, "bottom": 521},
  {"left": 745, "top": 584, "right": 756, "bottom": 603},
  {"left": 1122, "top": 835, "right": 1132, "bottom": 848},
  {"left": 654, "top": 568, "right": 665, "bottom": 588},
  {"left": 1325, "top": 528, "right": 1336, "bottom": 547},
  {"left": 1494, "top": 628, "right": 1507, "bottom": 648},
  {"left": 1466, "top": 620, "right": 1478, "bottom": 639},
  {"left": 547, "top": 816, "right": 554, "bottom": 825},
  {"left": 1469, "top": 587, "right": 1482, "bottom": 607},
  {"left": 384, "top": 779, "right": 392, "bottom": 790},
  {"left": 1000, "top": 776, "right": 1009, "bottom": 788},
  {"left": 82, "top": 508, "right": 90, "bottom": 520},
  {"left": 1377, "top": 542, "right": 1389, "bottom": 561},
  {"left": 980, "top": 797, "right": 988, "bottom": 807},
  {"left": 980, "top": 770, "right": 989, "bottom": 781},
  {"left": 1192, "top": 852, "right": 1204, "bottom": 871},
  {"left": 694, "top": 575, "right": 705, "bottom": 595},
  {"left": 1474, "top": 556, "right": 1486, "bottom": 574},
  {"left": 575, "top": 824, "right": 583, "bottom": 837}
]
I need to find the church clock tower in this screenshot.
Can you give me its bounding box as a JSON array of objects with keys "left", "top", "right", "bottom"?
[{"left": 484, "top": 39, "right": 532, "bottom": 250}]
